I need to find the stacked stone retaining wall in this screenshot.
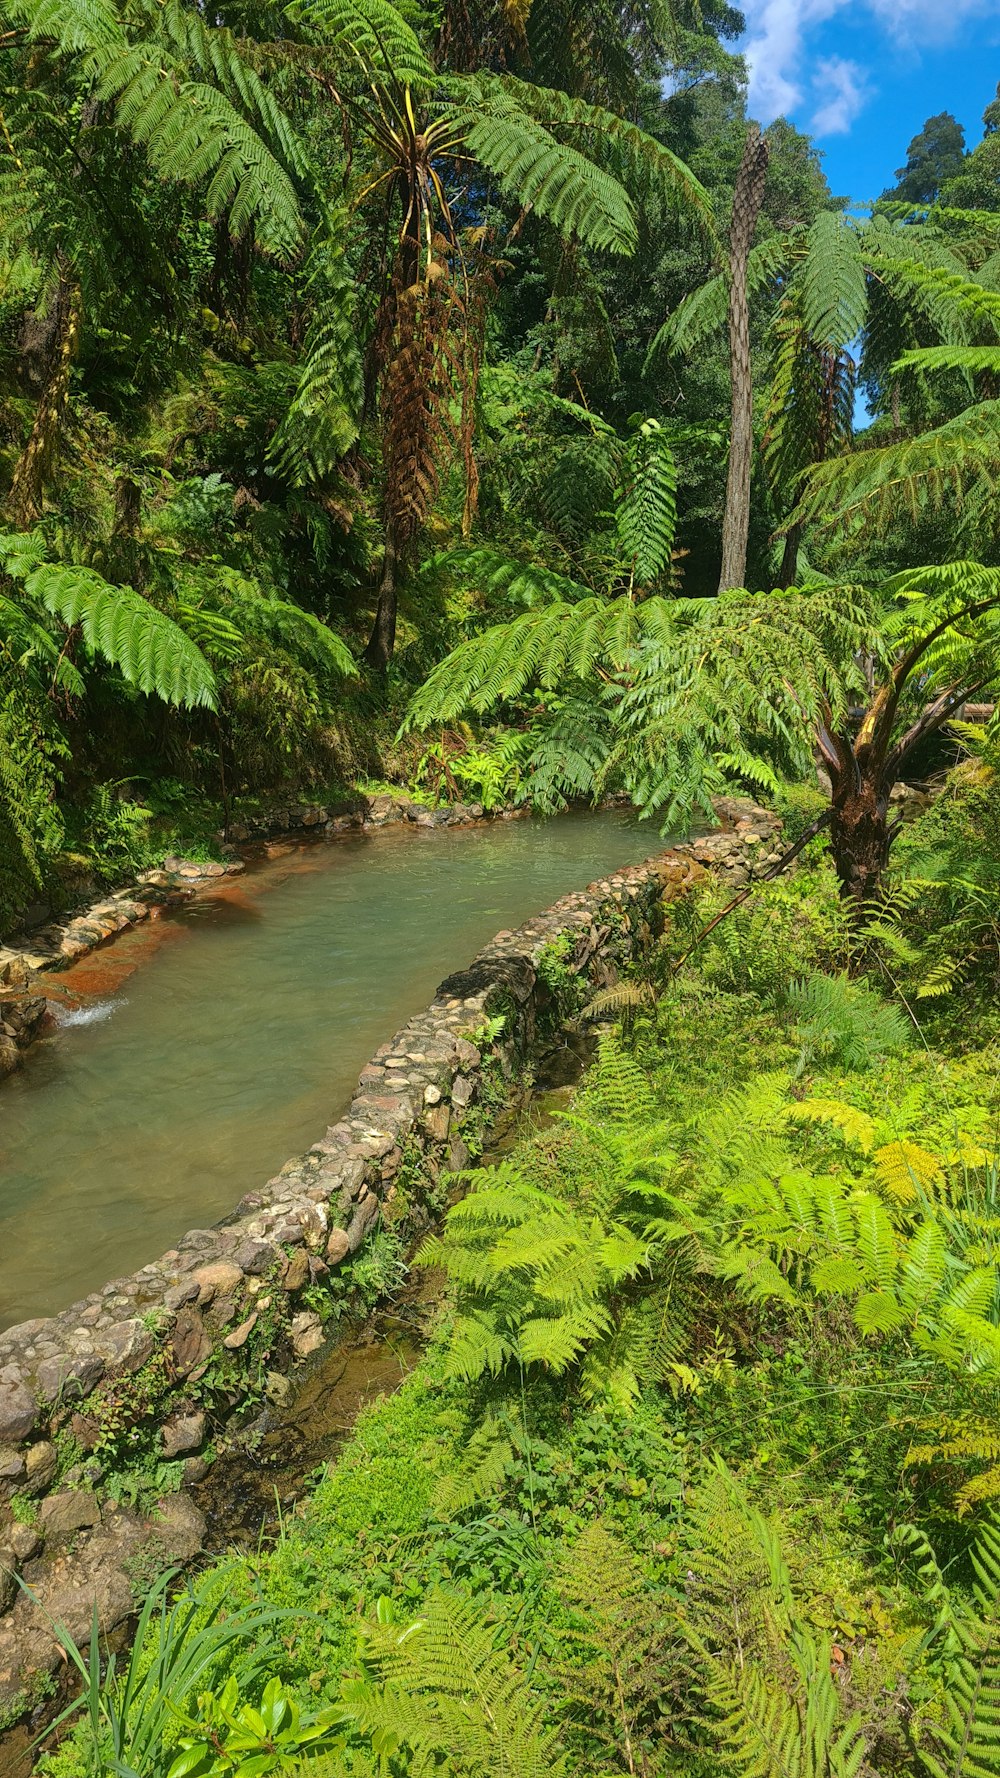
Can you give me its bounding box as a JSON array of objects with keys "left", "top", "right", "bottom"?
[{"left": 0, "top": 796, "right": 781, "bottom": 1715}]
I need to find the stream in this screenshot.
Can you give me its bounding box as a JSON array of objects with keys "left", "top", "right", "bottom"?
[{"left": 0, "top": 810, "right": 660, "bottom": 1332}]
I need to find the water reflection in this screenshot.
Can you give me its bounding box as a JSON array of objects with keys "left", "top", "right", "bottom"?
[{"left": 0, "top": 812, "right": 661, "bottom": 1328}]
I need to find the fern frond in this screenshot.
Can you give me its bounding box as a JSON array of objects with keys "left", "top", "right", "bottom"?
[{"left": 0, "top": 541, "right": 216, "bottom": 708}]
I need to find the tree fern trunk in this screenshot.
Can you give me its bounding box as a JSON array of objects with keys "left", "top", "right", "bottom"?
[
  {"left": 777, "top": 521, "right": 802, "bottom": 588},
  {"left": 829, "top": 777, "right": 892, "bottom": 906},
  {"left": 8, "top": 270, "right": 81, "bottom": 530},
  {"left": 719, "top": 125, "right": 769, "bottom": 594},
  {"left": 364, "top": 518, "right": 398, "bottom": 672}
]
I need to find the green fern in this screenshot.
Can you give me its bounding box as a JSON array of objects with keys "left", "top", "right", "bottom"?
[
  {"left": 786, "top": 971, "right": 911, "bottom": 1073},
  {"left": 905, "top": 1520, "right": 1000, "bottom": 1776},
  {"left": 0, "top": 536, "right": 216, "bottom": 708},
  {"left": 344, "top": 1589, "right": 570, "bottom": 1778}
]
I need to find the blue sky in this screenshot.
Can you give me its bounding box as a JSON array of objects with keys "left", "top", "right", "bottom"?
[{"left": 741, "top": 1, "right": 1000, "bottom": 203}]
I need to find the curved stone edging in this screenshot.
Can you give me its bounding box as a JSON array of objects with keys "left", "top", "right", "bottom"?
[{"left": 0, "top": 796, "right": 782, "bottom": 1711}]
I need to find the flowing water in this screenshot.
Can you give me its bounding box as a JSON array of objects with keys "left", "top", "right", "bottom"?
[{"left": 0, "top": 811, "right": 662, "bottom": 1331}]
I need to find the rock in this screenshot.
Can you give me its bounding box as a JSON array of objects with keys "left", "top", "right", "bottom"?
[
  {"left": 0, "top": 1551, "right": 17, "bottom": 1616},
  {"left": 163, "top": 1279, "right": 199, "bottom": 1312},
  {"left": 0, "top": 1447, "right": 25, "bottom": 1482},
  {"left": 35, "top": 1352, "right": 104, "bottom": 1402},
  {"left": 423, "top": 1084, "right": 442, "bottom": 1105},
  {"left": 223, "top": 1311, "right": 258, "bottom": 1350},
  {"left": 325, "top": 1228, "right": 350, "bottom": 1266},
  {"left": 290, "top": 1312, "right": 324, "bottom": 1359},
  {"left": 161, "top": 1410, "right": 206, "bottom": 1459},
  {"left": 346, "top": 1194, "right": 379, "bottom": 1256},
  {"left": 39, "top": 1491, "right": 101, "bottom": 1539},
  {"left": 68, "top": 1413, "right": 102, "bottom": 1452},
  {"left": 424, "top": 1103, "right": 451, "bottom": 1143},
  {"left": 282, "top": 1250, "right": 310, "bottom": 1293},
  {"left": 102, "top": 1320, "right": 155, "bottom": 1373},
  {"left": 231, "top": 1238, "right": 277, "bottom": 1275},
  {"left": 24, "top": 1441, "right": 58, "bottom": 1494},
  {"left": 151, "top": 1492, "right": 206, "bottom": 1562},
  {"left": 8, "top": 1523, "right": 41, "bottom": 1562},
  {"left": 453, "top": 1037, "right": 481, "bottom": 1069},
  {"left": 170, "top": 1305, "right": 212, "bottom": 1377},
  {"left": 265, "top": 1371, "right": 292, "bottom": 1407},
  {"left": 451, "top": 1073, "right": 476, "bottom": 1110},
  {"left": 191, "top": 1261, "right": 244, "bottom": 1305},
  {"left": 182, "top": 1455, "right": 210, "bottom": 1486},
  {"left": 0, "top": 1037, "right": 20, "bottom": 1078}
]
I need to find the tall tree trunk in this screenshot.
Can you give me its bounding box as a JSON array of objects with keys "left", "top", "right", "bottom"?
[
  {"left": 8, "top": 269, "right": 81, "bottom": 529},
  {"left": 364, "top": 518, "right": 398, "bottom": 672},
  {"left": 718, "top": 124, "right": 769, "bottom": 594}
]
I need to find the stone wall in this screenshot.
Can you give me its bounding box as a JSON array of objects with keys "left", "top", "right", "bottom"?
[{"left": 0, "top": 797, "right": 781, "bottom": 1716}]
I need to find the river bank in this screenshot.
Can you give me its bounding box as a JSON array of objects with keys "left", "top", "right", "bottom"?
[
  {"left": 0, "top": 800, "right": 783, "bottom": 1725},
  {"left": 34, "top": 790, "right": 997, "bottom": 1778}
]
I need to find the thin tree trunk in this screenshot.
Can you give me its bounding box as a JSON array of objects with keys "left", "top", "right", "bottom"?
[
  {"left": 8, "top": 269, "right": 81, "bottom": 529},
  {"left": 364, "top": 518, "right": 398, "bottom": 672},
  {"left": 777, "top": 521, "right": 802, "bottom": 589},
  {"left": 718, "top": 124, "right": 769, "bottom": 594}
]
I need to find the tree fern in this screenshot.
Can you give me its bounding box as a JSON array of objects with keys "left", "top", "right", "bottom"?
[
  {"left": 613, "top": 418, "right": 677, "bottom": 587},
  {"left": 96, "top": 57, "right": 303, "bottom": 260},
  {"left": 0, "top": 537, "right": 217, "bottom": 708},
  {"left": 646, "top": 233, "right": 798, "bottom": 366},
  {"left": 458, "top": 105, "right": 639, "bottom": 257},
  {"left": 267, "top": 212, "right": 363, "bottom": 486},
  {"left": 284, "top": 0, "right": 435, "bottom": 86},
  {"left": 798, "top": 210, "right": 867, "bottom": 350}
]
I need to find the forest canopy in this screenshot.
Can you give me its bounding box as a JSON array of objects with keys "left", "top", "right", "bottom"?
[{"left": 0, "top": 0, "right": 999, "bottom": 924}]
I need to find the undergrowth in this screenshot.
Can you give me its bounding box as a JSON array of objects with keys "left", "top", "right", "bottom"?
[{"left": 38, "top": 821, "right": 1000, "bottom": 1778}]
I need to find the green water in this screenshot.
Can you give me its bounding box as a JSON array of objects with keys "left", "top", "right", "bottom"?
[{"left": 0, "top": 812, "right": 662, "bottom": 1330}]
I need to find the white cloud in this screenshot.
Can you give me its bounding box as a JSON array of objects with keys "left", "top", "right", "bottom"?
[
  {"left": 810, "top": 56, "right": 869, "bottom": 134},
  {"left": 741, "top": 0, "right": 994, "bottom": 134}
]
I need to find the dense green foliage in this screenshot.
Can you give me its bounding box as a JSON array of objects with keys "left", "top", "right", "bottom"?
[
  {"left": 32, "top": 737, "right": 1000, "bottom": 1775},
  {"left": 2, "top": 0, "right": 998, "bottom": 929},
  {"left": 6, "top": 13, "right": 1000, "bottom": 1771}
]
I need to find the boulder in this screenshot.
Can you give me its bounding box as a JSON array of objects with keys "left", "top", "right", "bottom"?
[
  {"left": 170, "top": 1305, "right": 212, "bottom": 1377},
  {"left": 290, "top": 1312, "right": 324, "bottom": 1359},
  {"left": 191, "top": 1261, "right": 244, "bottom": 1304},
  {"left": 346, "top": 1193, "right": 380, "bottom": 1256},
  {"left": 222, "top": 1311, "right": 258, "bottom": 1350},
  {"left": 8, "top": 1523, "right": 41, "bottom": 1562},
  {"left": 325, "top": 1228, "right": 350, "bottom": 1266},
  {"left": 163, "top": 1279, "right": 199, "bottom": 1312},
  {"left": 231, "top": 1238, "right": 277, "bottom": 1275},
  {"left": 281, "top": 1249, "right": 310, "bottom": 1293},
  {"left": 152, "top": 1492, "right": 206, "bottom": 1561},
  {"left": 39, "top": 1491, "right": 101, "bottom": 1539},
  {"left": 161, "top": 1410, "right": 206, "bottom": 1459},
  {"left": 36, "top": 1351, "right": 105, "bottom": 1402},
  {"left": 0, "top": 1447, "right": 25, "bottom": 1482},
  {"left": 24, "top": 1441, "right": 58, "bottom": 1494},
  {"left": 102, "top": 1320, "right": 155, "bottom": 1373},
  {"left": 0, "top": 1378, "right": 38, "bottom": 1442}
]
